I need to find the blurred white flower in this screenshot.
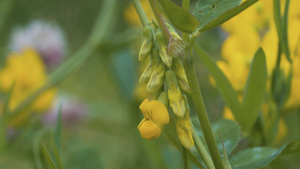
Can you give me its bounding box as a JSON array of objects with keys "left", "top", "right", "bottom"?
[
  {"left": 42, "top": 95, "right": 87, "bottom": 126},
  {"left": 9, "top": 20, "right": 67, "bottom": 68}
]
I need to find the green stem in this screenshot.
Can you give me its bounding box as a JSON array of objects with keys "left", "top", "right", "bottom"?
[
  {"left": 191, "top": 123, "right": 215, "bottom": 169},
  {"left": 149, "top": 0, "right": 173, "bottom": 44},
  {"left": 183, "top": 51, "right": 225, "bottom": 169},
  {"left": 132, "top": 0, "right": 149, "bottom": 27},
  {"left": 182, "top": 146, "right": 188, "bottom": 169},
  {"left": 182, "top": 0, "right": 190, "bottom": 42}
]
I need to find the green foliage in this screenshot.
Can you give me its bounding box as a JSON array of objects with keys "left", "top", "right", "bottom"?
[
  {"left": 240, "top": 48, "right": 267, "bottom": 132},
  {"left": 273, "top": 0, "right": 291, "bottom": 63},
  {"left": 0, "top": 82, "right": 15, "bottom": 152},
  {"left": 193, "top": 45, "right": 240, "bottom": 121},
  {"left": 193, "top": 0, "right": 241, "bottom": 29},
  {"left": 41, "top": 134, "right": 65, "bottom": 169},
  {"left": 193, "top": 0, "right": 258, "bottom": 32},
  {"left": 229, "top": 141, "right": 300, "bottom": 169},
  {"left": 157, "top": 0, "right": 199, "bottom": 33},
  {"left": 54, "top": 105, "right": 62, "bottom": 155},
  {"left": 0, "top": 0, "right": 14, "bottom": 33},
  {"left": 193, "top": 118, "right": 240, "bottom": 156}
]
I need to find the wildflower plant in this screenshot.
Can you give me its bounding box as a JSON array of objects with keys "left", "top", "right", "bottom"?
[
  {"left": 132, "top": 0, "right": 300, "bottom": 168},
  {"left": 0, "top": 0, "right": 300, "bottom": 168}
]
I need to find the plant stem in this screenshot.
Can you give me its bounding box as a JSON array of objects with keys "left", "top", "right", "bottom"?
[
  {"left": 148, "top": 0, "right": 173, "bottom": 44},
  {"left": 182, "top": 0, "right": 190, "bottom": 42},
  {"left": 191, "top": 123, "right": 215, "bottom": 169},
  {"left": 132, "top": 0, "right": 149, "bottom": 27},
  {"left": 182, "top": 146, "right": 188, "bottom": 169},
  {"left": 183, "top": 51, "right": 225, "bottom": 169}
]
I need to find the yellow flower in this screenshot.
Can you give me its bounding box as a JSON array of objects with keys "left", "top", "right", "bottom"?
[
  {"left": 176, "top": 95, "right": 194, "bottom": 149},
  {"left": 0, "top": 48, "right": 56, "bottom": 126},
  {"left": 137, "top": 99, "right": 170, "bottom": 140}
]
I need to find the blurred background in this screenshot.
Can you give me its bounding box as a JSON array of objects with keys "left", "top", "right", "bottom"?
[{"left": 0, "top": 0, "right": 299, "bottom": 169}]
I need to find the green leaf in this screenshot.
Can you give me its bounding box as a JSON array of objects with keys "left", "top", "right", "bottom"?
[
  {"left": 282, "top": 0, "right": 291, "bottom": 62},
  {"left": 273, "top": 0, "right": 291, "bottom": 63},
  {"left": 51, "top": 134, "right": 65, "bottom": 169},
  {"left": 42, "top": 144, "right": 58, "bottom": 169},
  {"left": 54, "top": 104, "right": 62, "bottom": 155},
  {"left": 157, "top": 0, "right": 199, "bottom": 33},
  {"left": 229, "top": 141, "right": 300, "bottom": 169},
  {"left": 241, "top": 48, "right": 267, "bottom": 131},
  {"left": 193, "top": 0, "right": 241, "bottom": 29},
  {"left": 196, "top": 0, "right": 258, "bottom": 32},
  {"left": 0, "top": 82, "right": 15, "bottom": 151},
  {"left": 193, "top": 118, "right": 241, "bottom": 156},
  {"left": 193, "top": 45, "right": 240, "bottom": 120}
]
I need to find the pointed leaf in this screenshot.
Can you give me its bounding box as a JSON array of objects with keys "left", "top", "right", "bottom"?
[
  {"left": 230, "top": 141, "right": 300, "bottom": 169},
  {"left": 282, "top": 0, "right": 291, "bottom": 62},
  {"left": 197, "top": 0, "right": 258, "bottom": 32},
  {"left": 241, "top": 48, "right": 267, "bottom": 131},
  {"left": 158, "top": 0, "right": 199, "bottom": 33},
  {"left": 54, "top": 104, "right": 62, "bottom": 155},
  {"left": 194, "top": 45, "right": 240, "bottom": 120},
  {"left": 51, "top": 134, "right": 65, "bottom": 169},
  {"left": 42, "top": 144, "right": 58, "bottom": 169},
  {"left": 193, "top": 0, "right": 242, "bottom": 30}
]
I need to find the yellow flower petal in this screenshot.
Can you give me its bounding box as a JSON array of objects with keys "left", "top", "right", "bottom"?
[
  {"left": 176, "top": 111, "right": 194, "bottom": 149},
  {"left": 168, "top": 84, "right": 185, "bottom": 117},
  {"left": 139, "top": 120, "right": 161, "bottom": 140},
  {"left": 139, "top": 99, "right": 150, "bottom": 119},
  {"left": 148, "top": 100, "right": 170, "bottom": 126}
]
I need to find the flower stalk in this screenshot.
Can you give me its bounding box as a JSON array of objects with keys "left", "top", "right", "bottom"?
[
  {"left": 183, "top": 50, "right": 225, "bottom": 169},
  {"left": 148, "top": 0, "right": 174, "bottom": 44},
  {"left": 132, "top": 0, "right": 149, "bottom": 27}
]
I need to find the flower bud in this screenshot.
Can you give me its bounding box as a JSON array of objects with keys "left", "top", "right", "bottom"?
[
  {"left": 146, "top": 48, "right": 165, "bottom": 92},
  {"left": 156, "top": 31, "right": 173, "bottom": 67},
  {"left": 139, "top": 61, "right": 153, "bottom": 83},
  {"left": 172, "top": 58, "right": 190, "bottom": 93},
  {"left": 176, "top": 95, "right": 194, "bottom": 149},
  {"left": 157, "top": 91, "right": 169, "bottom": 108},
  {"left": 166, "top": 23, "right": 181, "bottom": 40},
  {"left": 166, "top": 23, "right": 186, "bottom": 58},
  {"left": 139, "top": 25, "right": 154, "bottom": 61},
  {"left": 166, "top": 70, "right": 185, "bottom": 117}
]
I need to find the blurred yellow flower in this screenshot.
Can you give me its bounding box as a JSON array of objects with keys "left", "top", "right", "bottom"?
[
  {"left": 0, "top": 48, "right": 56, "bottom": 126},
  {"left": 124, "top": 0, "right": 155, "bottom": 26},
  {"left": 137, "top": 99, "right": 169, "bottom": 140},
  {"left": 218, "top": 0, "right": 300, "bottom": 109}
]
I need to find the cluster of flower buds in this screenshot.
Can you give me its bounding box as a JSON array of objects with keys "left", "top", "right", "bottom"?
[{"left": 137, "top": 22, "right": 194, "bottom": 149}]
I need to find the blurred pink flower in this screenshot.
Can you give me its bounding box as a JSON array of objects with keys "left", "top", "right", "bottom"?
[
  {"left": 9, "top": 20, "right": 67, "bottom": 69},
  {"left": 42, "top": 95, "right": 87, "bottom": 126}
]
